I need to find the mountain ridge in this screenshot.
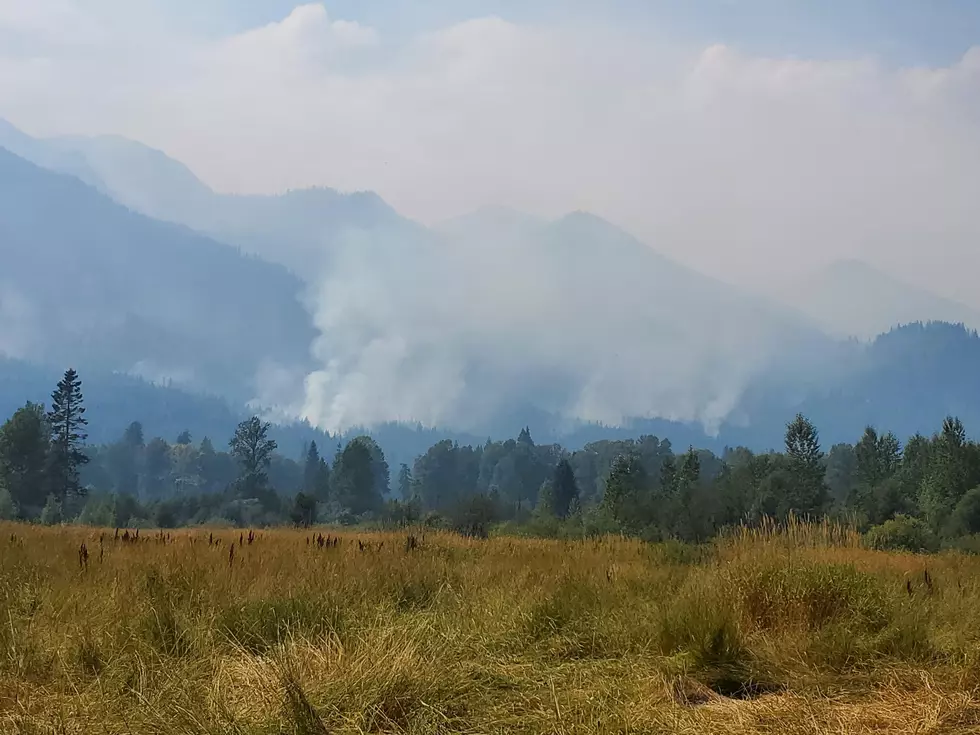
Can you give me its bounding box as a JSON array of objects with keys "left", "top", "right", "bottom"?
[{"left": 778, "top": 258, "right": 980, "bottom": 339}]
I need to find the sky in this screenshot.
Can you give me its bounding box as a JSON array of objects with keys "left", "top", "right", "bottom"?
[{"left": 2, "top": 1, "right": 980, "bottom": 298}]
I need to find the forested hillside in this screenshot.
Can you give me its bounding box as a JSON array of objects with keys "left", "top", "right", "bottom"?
[
  {"left": 0, "top": 148, "right": 316, "bottom": 404},
  {"left": 1, "top": 366, "right": 978, "bottom": 557}
]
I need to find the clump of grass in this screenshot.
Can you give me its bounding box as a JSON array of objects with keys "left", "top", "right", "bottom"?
[
  {"left": 727, "top": 561, "right": 890, "bottom": 632},
  {"left": 524, "top": 574, "right": 602, "bottom": 644},
  {"left": 140, "top": 605, "right": 193, "bottom": 657},
  {"left": 658, "top": 581, "right": 778, "bottom": 698},
  {"left": 282, "top": 666, "right": 330, "bottom": 735},
  {"left": 219, "top": 596, "right": 344, "bottom": 654},
  {"left": 74, "top": 630, "right": 104, "bottom": 677}
]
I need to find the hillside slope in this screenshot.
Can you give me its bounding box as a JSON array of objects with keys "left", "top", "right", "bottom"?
[{"left": 0, "top": 147, "right": 316, "bottom": 404}]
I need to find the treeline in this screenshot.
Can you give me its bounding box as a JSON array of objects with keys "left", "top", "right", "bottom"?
[{"left": 2, "top": 370, "right": 980, "bottom": 551}]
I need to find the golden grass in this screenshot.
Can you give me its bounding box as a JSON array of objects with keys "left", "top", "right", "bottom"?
[{"left": 1, "top": 520, "right": 980, "bottom": 733}]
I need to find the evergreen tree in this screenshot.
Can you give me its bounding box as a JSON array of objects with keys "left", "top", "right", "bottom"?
[
  {"left": 551, "top": 458, "right": 579, "bottom": 519},
  {"left": 290, "top": 492, "right": 317, "bottom": 527},
  {"left": 855, "top": 427, "right": 902, "bottom": 487},
  {"left": 784, "top": 413, "right": 827, "bottom": 516},
  {"left": 398, "top": 463, "right": 415, "bottom": 501},
  {"left": 315, "top": 458, "right": 331, "bottom": 501},
  {"left": 921, "top": 416, "right": 973, "bottom": 529},
  {"left": 303, "top": 441, "right": 321, "bottom": 494},
  {"left": 660, "top": 454, "right": 677, "bottom": 494},
  {"left": 333, "top": 438, "right": 381, "bottom": 516},
  {"left": 679, "top": 447, "right": 701, "bottom": 488},
  {"left": 46, "top": 369, "right": 89, "bottom": 500},
  {"left": 601, "top": 451, "right": 649, "bottom": 532}
]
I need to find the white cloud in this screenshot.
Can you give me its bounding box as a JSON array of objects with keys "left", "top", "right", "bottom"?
[
  {"left": 3, "top": 5, "right": 978, "bottom": 291},
  {"left": 3, "top": 3, "right": 980, "bottom": 431}
]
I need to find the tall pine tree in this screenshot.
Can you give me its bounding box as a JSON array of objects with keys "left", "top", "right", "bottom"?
[
  {"left": 551, "top": 458, "right": 580, "bottom": 519},
  {"left": 47, "top": 369, "right": 88, "bottom": 500},
  {"left": 784, "top": 413, "right": 827, "bottom": 516}
]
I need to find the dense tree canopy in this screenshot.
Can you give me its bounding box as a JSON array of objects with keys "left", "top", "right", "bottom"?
[{"left": 4, "top": 368, "right": 980, "bottom": 551}]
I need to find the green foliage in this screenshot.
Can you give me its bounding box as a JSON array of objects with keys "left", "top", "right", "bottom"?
[
  {"left": 39, "top": 493, "right": 62, "bottom": 526},
  {"left": 865, "top": 515, "right": 940, "bottom": 553},
  {"left": 550, "top": 459, "right": 579, "bottom": 519},
  {"left": 75, "top": 493, "right": 115, "bottom": 527},
  {"left": 229, "top": 416, "right": 277, "bottom": 497},
  {"left": 601, "top": 451, "right": 649, "bottom": 532},
  {"left": 0, "top": 485, "right": 17, "bottom": 520},
  {"left": 855, "top": 426, "right": 902, "bottom": 487},
  {"left": 947, "top": 487, "right": 980, "bottom": 536},
  {"left": 784, "top": 414, "right": 827, "bottom": 516},
  {"left": 303, "top": 441, "right": 331, "bottom": 502},
  {"left": 10, "top": 373, "right": 980, "bottom": 547},
  {"left": 333, "top": 437, "right": 385, "bottom": 516},
  {"left": 47, "top": 369, "right": 89, "bottom": 500},
  {"left": 0, "top": 402, "right": 49, "bottom": 512},
  {"left": 291, "top": 491, "right": 317, "bottom": 528}
]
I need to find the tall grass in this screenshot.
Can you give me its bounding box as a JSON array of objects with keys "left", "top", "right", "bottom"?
[{"left": 1, "top": 520, "right": 980, "bottom": 733}]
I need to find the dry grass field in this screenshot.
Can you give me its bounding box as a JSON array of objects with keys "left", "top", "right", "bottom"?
[{"left": 2, "top": 520, "right": 980, "bottom": 734}]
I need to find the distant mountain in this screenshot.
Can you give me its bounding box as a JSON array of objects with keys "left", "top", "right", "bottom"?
[
  {"left": 430, "top": 208, "right": 834, "bottom": 434},
  {"left": 778, "top": 259, "right": 980, "bottom": 339},
  {"left": 0, "top": 147, "right": 316, "bottom": 404},
  {"left": 0, "top": 120, "right": 427, "bottom": 275},
  {"left": 6, "top": 119, "right": 977, "bottom": 448}
]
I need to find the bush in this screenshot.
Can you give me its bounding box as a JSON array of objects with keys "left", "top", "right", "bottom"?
[
  {"left": 865, "top": 515, "right": 939, "bottom": 553},
  {"left": 948, "top": 487, "right": 980, "bottom": 536}
]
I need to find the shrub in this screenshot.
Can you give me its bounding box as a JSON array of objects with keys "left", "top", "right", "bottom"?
[{"left": 865, "top": 515, "right": 939, "bottom": 553}]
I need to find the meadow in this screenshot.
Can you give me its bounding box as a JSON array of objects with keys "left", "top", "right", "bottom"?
[{"left": 1, "top": 520, "right": 980, "bottom": 734}]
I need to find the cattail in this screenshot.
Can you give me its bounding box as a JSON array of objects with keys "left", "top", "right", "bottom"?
[
  {"left": 240, "top": 532, "right": 244, "bottom": 547},
  {"left": 906, "top": 579, "right": 913, "bottom": 597},
  {"left": 114, "top": 527, "right": 119, "bottom": 541},
  {"left": 229, "top": 542, "right": 235, "bottom": 568},
  {"left": 78, "top": 543, "right": 89, "bottom": 570},
  {"left": 209, "top": 532, "right": 214, "bottom": 547},
  {"left": 248, "top": 530, "right": 255, "bottom": 545},
  {"left": 924, "top": 569, "right": 934, "bottom": 594}
]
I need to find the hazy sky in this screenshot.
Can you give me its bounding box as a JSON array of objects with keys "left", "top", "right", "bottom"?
[{"left": 2, "top": 1, "right": 980, "bottom": 300}]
